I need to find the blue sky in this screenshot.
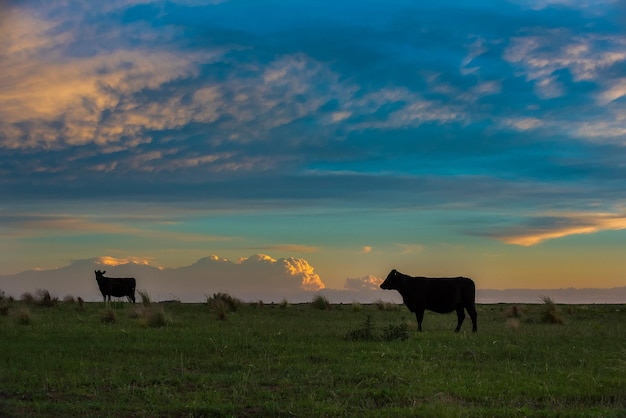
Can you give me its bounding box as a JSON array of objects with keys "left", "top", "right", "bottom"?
[{"left": 2, "top": 0, "right": 626, "bottom": 293}]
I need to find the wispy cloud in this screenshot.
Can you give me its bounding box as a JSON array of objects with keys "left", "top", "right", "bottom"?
[{"left": 485, "top": 212, "right": 626, "bottom": 246}]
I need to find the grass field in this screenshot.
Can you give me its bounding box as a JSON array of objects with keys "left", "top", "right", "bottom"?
[{"left": 0, "top": 295, "right": 624, "bottom": 417}]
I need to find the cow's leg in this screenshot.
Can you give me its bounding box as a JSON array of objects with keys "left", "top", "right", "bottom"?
[
  {"left": 455, "top": 306, "right": 466, "bottom": 332},
  {"left": 467, "top": 305, "right": 478, "bottom": 333},
  {"left": 415, "top": 310, "right": 425, "bottom": 332}
]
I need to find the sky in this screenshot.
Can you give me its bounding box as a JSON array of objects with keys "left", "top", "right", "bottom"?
[{"left": 1, "top": 0, "right": 626, "bottom": 300}]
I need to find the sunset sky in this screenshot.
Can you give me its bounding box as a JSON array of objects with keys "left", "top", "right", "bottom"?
[{"left": 2, "top": 0, "right": 626, "bottom": 293}]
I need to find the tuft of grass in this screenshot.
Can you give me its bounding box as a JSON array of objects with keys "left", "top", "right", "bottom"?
[
  {"left": 138, "top": 290, "right": 152, "bottom": 306},
  {"left": 311, "top": 294, "right": 331, "bottom": 310},
  {"left": 143, "top": 306, "right": 167, "bottom": 328},
  {"left": 375, "top": 299, "right": 399, "bottom": 311},
  {"left": 63, "top": 295, "right": 75, "bottom": 304},
  {"left": 206, "top": 293, "right": 242, "bottom": 320},
  {"left": 14, "top": 307, "right": 32, "bottom": 325},
  {"left": 76, "top": 297, "right": 85, "bottom": 312},
  {"left": 0, "top": 299, "right": 9, "bottom": 316},
  {"left": 351, "top": 301, "right": 362, "bottom": 312},
  {"left": 540, "top": 296, "right": 564, "bottom": 324},
  {"left": 36, "top": 289, "right": 59, "bottom": 307},
  {"left": 279, "top": 298, "right": 290, "bottom": 309},
  {"left": 100, "top": 308, "right": 117, "bottom": 324}
]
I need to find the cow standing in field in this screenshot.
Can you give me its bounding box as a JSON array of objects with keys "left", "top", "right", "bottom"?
[
  {"left": 94, "top": 270, "right": 136, "bottom": 304},
  {"left": 380, "top": 269, "right": 477, "bottom": 333}
]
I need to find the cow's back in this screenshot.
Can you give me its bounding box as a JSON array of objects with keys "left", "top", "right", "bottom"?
[{"left": 419, "top": 277, "right": 474, "bottom": 313}]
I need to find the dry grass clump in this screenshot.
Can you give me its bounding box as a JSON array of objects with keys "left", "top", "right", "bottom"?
[
  {"left": 36, "top": 289, "right": 59, "bottom": 307},
  {"left": 143, "top": 306, "right": 167, "bottom": 328},
  {"left": 540, "top": 296, "right": 564, "bottom": 324},
  {"left": 0, "top": 299, "right": 9, "bottom": 317},
  {"left": 311, "top": 294, "right": 331, "bottom": 310},
  {"left": 14, "top": 307, "right": 32, "bottom": 325},
  {"left": 206, "top": 293, "right": 243, "bottom": 320},
  {"left": 100, "top": 308, "right": 117, "bottom": 324},
  {"left": 138, "top": 290, "right": 152, "bottom": 306}
]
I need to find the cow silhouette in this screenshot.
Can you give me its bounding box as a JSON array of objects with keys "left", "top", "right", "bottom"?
[
  {"left": 94, "top": 270, "right": 136, "bottom": 304},
  {"left": 380, "top": 269, "right": 477, "bottom": 332}
]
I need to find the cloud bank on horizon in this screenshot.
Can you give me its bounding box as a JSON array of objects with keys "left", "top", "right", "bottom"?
[
  {"left": 2, "top": 0, "right": 626, "bottom": 289},
  {"left": 0, "top": 254, "right": 388, "bottom": 303}
]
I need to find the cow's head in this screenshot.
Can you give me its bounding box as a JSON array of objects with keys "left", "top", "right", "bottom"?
[
  {"left": 94, "top": 270, "right": 106, "bottom": 279},
  {"left": 380, "top": 269, "right": 402, "bottom": 290}
]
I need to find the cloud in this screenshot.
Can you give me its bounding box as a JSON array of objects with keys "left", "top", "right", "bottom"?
[
  {"left": 483, "top": 212, "right": 626, "bottom": 246},
  {"left": 344, "top": 275, "right": 382, "bottom": 291},
  {"left": 361, "top": 246, "right": 373, "bottom": 254}
]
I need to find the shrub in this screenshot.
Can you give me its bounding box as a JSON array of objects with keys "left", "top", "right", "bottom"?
[
  {"left": 311, "top": 294, "right": 331, "bottom": 310},
  {"left": 15, "top": 307, "right": 32, "bottom": 325},
  {"left": 279, "top": 298, "right": 290, "bottom": 309},
  {"left": 540, "top": 296, "right": 564, "bottom": 325},
  {"left": 100, "top": 308, "right": 117, "bottom": 324},
  {"left": 36, "top": 289, "right": 59, "bottom": 307}
]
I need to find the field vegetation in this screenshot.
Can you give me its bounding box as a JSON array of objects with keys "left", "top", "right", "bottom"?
[{"left": 0, "top": 292, "right": 624, "bottom": 417}]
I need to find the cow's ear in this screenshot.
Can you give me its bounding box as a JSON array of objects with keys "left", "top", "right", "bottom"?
[{"left": 103, "top": 271, "right": 106, "bottom": 274}]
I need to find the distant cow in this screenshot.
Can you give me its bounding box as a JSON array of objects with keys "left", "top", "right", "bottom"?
[
  {"left": 380, "top": 269, "right": 477, "bottom": 332},
  {"left": 94, "top": 270, "right": 136, "bottom": 304}
]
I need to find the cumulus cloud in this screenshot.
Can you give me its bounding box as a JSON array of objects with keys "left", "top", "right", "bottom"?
[
  {"left": 344, "top": 275, "right": 382, "bottom": 291},
  {"left": 0, "top": 254, "right": 325, "bottom": 302}
]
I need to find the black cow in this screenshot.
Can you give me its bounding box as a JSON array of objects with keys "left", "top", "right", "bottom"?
[
  {"left": 94, "top": 270, "right": 136, "bottom": 304},
  {"left": 380, "top": 269, "right": 477, "bottom": 332}
]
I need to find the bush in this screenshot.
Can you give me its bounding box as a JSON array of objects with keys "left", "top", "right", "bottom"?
[
  {"left": 279, "top": 298, "right": 290, "bottom": 309},
  {"left": 311, "top": 294, "right": 331, "bottom": 310}
]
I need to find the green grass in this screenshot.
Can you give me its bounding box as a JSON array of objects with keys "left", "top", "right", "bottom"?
[{"left": 0, "top": 300, "right": 624, "bottom": 417}]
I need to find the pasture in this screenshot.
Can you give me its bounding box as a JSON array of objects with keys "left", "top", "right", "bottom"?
[{"left": 0, "top": 297, "right": 624, "bottom": 417}]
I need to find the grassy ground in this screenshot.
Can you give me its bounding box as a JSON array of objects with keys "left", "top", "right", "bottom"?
[{"left": 0, "top": 297, "right": 624, "bottom": 417}]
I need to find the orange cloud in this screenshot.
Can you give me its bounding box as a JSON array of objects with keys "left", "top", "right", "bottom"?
[{"left": 500, "top": 212, "right": 626, "bottom": 246}]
